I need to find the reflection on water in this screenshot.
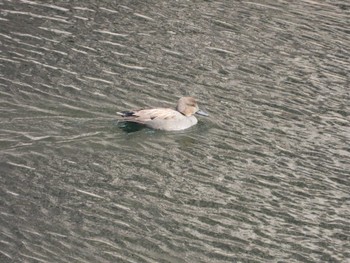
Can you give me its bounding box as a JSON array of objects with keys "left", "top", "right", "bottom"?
[
  {"left": 118, "top": 121, "right": 146, "bottom": 133},
  {"left": 1, "top": 0, "right": 349, "bottom": 262}
]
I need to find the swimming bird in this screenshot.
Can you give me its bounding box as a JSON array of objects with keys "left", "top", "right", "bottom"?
[{"left": 117, "top": 97, "right": 208, "bottom": 131}]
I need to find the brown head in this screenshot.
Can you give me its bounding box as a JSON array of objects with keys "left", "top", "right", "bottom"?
[
  {"left": 176, "top": 97, "right": 208, "bottom": 117},
  {"left": 176, "top": 97, "right": 198, "bottom": 116}
]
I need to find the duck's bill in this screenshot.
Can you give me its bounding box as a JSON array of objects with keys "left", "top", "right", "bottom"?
[{"left": 196, "top": 109, "right": 209, "bottom": 117}]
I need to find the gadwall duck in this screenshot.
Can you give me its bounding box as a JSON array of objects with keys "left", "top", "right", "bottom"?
[{"left": 117, "top": 97, "right": 208, "bottom": 131}]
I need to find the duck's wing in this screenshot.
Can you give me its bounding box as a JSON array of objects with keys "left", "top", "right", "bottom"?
[{"left": 117, "top": 108, "right": 180, "bottom": 124}]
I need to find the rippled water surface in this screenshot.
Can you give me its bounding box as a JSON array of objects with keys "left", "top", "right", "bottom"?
[{"left": 1, "top": 0, "right": 350, "bottom": 262}]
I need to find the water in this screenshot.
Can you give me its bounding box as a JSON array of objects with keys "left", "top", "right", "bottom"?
[{"left": 1, "top": 0, "right": 349, "bottom": 262}]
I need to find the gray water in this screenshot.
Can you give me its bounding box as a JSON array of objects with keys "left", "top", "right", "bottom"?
[{"left": 1, "top": 0, "right": 349, "bottom": 262}]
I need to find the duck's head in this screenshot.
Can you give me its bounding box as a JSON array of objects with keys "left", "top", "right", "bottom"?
[{"left": 176, "top": 97, "right": 209, "bottom": 117}]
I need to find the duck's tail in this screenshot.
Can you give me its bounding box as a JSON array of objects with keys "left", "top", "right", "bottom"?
[{"left": 117, "top": 111, "right": 136, "bottom": 117}]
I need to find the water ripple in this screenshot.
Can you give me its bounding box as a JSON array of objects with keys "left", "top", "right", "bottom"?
[{"left": 1, "top": 0, "right": 349, "bottom": 262}]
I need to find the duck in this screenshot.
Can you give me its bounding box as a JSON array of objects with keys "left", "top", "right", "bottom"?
[{"left": 117, "top": 97, "right": 208, "bottom": 131}]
